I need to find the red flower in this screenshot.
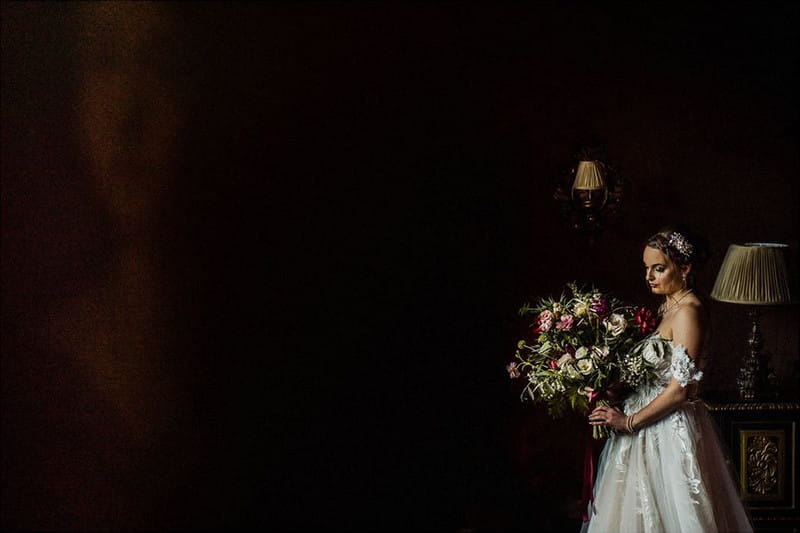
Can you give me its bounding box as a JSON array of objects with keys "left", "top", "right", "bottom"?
[{"left": 635, "top": 307, "right": 658, "bottom": 335}]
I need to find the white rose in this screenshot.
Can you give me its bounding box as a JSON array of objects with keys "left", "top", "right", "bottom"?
[
  {"left": 592, "top": 345, "right": 610, "bottom": 361},
  {"left": 575, "top": 346, "right": 589, "bottom": 359},
  {"left": 604, "top": 313, "right": 627, "bottom": 337},
  {"left": 557, "top": 353, "right": 575, "bottom": 368},
  {"left": 576, "top": 358, "right": 594, "bottom": 375}
]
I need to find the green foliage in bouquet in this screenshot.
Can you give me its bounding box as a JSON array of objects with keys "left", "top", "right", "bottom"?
[{"left": 507, "top": 283, "right": 659, "bottom": 438}]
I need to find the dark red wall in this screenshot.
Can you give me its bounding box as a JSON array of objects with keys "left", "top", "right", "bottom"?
[{"left": 2, "top": 2, "right": 797, "bottom": 530}]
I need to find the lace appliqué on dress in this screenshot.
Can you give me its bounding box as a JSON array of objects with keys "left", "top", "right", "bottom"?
[
  {"left": 670, "top": 344, "right": 703, "bottom": 387},
  {"left": 673, "top": 411, "right": 703, "bottom": 496}
]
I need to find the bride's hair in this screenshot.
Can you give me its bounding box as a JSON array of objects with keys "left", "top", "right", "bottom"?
[
  {"left": 645, "top": 225, "right": 709, "bottom": 269},
  {"left": 646, "top": 226, "right": 713, "bottom": 366},
  {"left": 645, "top": 225, "right": 710, "bottom": 290}
]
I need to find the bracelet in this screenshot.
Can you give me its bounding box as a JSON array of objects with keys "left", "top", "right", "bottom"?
[{"left": 626, "top": 413, "right": 637, "bottom": 433}]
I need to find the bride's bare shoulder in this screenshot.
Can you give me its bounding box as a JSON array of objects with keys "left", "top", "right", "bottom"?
[{"left": 672, "top": 300, "right": 708, "bottom": 332}]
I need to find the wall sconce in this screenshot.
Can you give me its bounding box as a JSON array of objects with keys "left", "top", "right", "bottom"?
[
  {"left": 554, "top": 148, "right": 624, "bottom": 243},
  {"left": 710, "top": 243, "right": 793, "bottom": 401}
]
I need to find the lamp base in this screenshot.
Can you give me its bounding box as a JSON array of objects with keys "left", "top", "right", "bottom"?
[
  {"left": 736, "top": 308, "right": 769, "bottom": 401},
  {"left": 736, "top": 367, "right": 760, "bottom": 401}
]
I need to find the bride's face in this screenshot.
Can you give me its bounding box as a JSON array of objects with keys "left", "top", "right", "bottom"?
[{"left": 643, "top": 246, "right": 688, "bottom": 296}]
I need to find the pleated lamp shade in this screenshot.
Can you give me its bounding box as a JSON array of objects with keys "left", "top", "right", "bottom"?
[
  {"left": 710, "top": 243, "right": 792, "bottom": 305},
  {"left": 572, "top": 161, "right": 605, "bottom": 191}
]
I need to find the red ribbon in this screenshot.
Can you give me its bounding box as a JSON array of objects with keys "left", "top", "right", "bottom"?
[{"left": 581, "top": 391, "right": 600, "bottom": 522}]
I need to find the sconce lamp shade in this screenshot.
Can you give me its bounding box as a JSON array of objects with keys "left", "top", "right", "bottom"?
[
  {"left": 710, "top": 243, "right": 791, "bottom": 305},
  {"left": 554, "top": 149, "right": 622, "bottom": 244},
  {"left": 572, "top": 161, "right": 605, "bottom": 191}
]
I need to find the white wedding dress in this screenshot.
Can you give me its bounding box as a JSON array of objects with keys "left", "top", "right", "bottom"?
[{"left": 581, "top": 334, "right": 753, "bottom": 533}]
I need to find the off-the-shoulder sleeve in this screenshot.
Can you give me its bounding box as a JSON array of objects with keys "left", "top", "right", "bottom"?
[{"left": 670, "top": 344, "right": 704, "bottom": 387}]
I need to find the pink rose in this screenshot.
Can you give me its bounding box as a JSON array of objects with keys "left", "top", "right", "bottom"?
[
  {"left": 555, "top": 314, "right": 575, "bottom": 330},
  {"left": 537, "top": 310, "right": 554, "bottom": 332}
]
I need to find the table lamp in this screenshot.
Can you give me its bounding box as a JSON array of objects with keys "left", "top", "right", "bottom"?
[{"left": 710, "top": 243, "right": 792, "bottom": 401}]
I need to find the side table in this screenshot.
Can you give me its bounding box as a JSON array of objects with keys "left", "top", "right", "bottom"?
[{"left": 704, "top": 395, "right": 800, "bottom": 533}]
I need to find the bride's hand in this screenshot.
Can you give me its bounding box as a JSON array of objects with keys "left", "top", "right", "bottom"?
[{"left": 588, "top": 404, "right": 628, "bottom": 432}]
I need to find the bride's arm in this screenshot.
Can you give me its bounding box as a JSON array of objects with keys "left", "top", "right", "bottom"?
[{"left": 590, "top": 304, "right": 705, "bottom": 432}]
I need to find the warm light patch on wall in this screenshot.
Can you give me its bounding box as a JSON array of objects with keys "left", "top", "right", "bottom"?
[{"left": 51, "top": 2, "right": 185, "bottom": 444}]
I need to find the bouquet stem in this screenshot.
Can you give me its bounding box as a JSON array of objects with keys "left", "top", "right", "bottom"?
[{"left": 591, "top": 399, "right": 611, "bottom": 440}]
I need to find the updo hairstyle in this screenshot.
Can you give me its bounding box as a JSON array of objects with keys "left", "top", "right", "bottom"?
[{"left": 645, "top": 225, "right": 709, "bottom": 288}]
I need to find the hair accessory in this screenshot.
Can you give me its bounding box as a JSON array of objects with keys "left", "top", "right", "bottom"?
[{"left": 667, "top": 232, "right": 694, "bottom": 262}]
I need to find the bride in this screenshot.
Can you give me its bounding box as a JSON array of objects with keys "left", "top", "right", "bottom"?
[{"left": 581, "top": 228, "right": 753, "bottom": 533}]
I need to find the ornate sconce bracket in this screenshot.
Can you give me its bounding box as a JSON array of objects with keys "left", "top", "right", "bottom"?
[{"left": 553, "top": 147, "right": 625, "bottom": 244}]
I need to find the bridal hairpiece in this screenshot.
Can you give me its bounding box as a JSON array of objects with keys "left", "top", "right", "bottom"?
[{"left": 667, "top": 231, "right": 694, "bottom": 262}]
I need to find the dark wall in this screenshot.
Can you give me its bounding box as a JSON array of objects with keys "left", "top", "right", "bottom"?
[{"left": 2, "top": 2, "right": 798, "bottom": 531}]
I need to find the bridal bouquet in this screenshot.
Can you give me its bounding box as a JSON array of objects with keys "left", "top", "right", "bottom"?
[{"left": 506, "top": 282, "right": 658, "bottom": 438}]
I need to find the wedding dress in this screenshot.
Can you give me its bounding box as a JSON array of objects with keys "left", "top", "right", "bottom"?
[{"left": 581, "top": 334, "right": 754, "bottom": 533}]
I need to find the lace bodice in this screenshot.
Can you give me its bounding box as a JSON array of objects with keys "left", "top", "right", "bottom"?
[{"left": 623, "top": 335, "right": 703, "bottom": 412}]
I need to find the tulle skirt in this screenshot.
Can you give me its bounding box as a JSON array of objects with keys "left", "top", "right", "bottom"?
[{"left": 581, "top": 400, "right": 753, "bottom": 533}]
